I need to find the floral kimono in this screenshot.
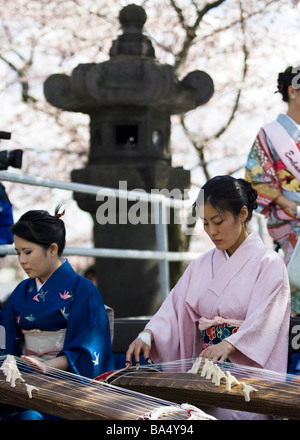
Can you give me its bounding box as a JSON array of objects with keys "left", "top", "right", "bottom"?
[{"left": 245, "top": 113, "right": 300, "bottom": 314}]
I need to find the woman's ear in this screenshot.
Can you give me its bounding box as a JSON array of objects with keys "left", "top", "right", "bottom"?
[
  {"left": 288, "top": 85, "right": 297, "bottom": 100},
  {"left": 49, "top": 243, "right": 59, "bottom": 257},
  {"left": 240, "top": 205, "right": 249, "bottom": 223}
]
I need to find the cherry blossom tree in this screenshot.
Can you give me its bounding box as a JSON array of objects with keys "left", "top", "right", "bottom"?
[{"left": 0, "top": 0, "right": 299, "bottom": 260}]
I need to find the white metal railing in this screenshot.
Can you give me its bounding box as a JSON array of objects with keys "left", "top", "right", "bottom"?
[
  {"left": 0, "top": 170, "right": 267, "bottom": 299},
  {"left": 0, "top": 170, "right": 201, "bottom": 299}
]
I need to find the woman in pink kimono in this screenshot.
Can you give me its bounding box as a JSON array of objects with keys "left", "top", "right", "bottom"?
[{"left": 126, "top": 175, "right": 291, "bottom": 420}]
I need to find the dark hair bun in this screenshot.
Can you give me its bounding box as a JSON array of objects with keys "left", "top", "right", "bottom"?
[
  {"left": 237, "top": 178, "right": 258, "bottom": 212},
  {"left": 277, "top": 66, "right": 298, "bottom": 102},
  {"left": 197, "top": 175, "right": 258, "bottom": 224}
]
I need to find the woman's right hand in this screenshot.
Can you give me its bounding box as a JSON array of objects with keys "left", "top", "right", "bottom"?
[{"left": 125, "top": 331, "right": 152, "bottom": 367}]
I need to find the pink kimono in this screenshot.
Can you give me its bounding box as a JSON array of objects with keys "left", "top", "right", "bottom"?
[{"left": 146, "top": 231, "right": 290, "bottom": 374}]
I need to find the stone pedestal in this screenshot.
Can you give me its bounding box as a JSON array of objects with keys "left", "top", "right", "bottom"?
[{"left": 72, "top": 162, "right": 190, "bottom": 317}]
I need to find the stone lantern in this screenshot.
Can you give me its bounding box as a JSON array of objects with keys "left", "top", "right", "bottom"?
[{"left": 44, "top": 4, "right": 214, "bottom": 317}]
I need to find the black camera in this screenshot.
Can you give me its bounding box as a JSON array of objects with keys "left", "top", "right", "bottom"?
[{"left": 0, "top": 131, "right": 23, "bottom": 171}]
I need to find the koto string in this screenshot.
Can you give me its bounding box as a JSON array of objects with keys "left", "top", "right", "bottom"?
[
  {"left": 130, "top": 356, "right": 298, "bottom": 383},
  {"left": 114, "top": 357, "right": 300, "bottom": 397}
]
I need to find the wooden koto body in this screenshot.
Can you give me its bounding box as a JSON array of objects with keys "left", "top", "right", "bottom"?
[
  {"left": 110, "top": 370, "right": 300, "bottom": 419},
  {"left": 0, "top": 370, "right": 143, "bottom": 420},
  {"left": 0, "top": 357, "right": 213, "bottom": 420},
  {"left": 2, "top": 364, "right": 203, "bottom": 420}
]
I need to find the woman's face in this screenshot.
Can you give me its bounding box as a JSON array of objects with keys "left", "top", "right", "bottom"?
[
  {"left": 201, "top": 202, "right": 248, "bottom": 256},
  {"left": 14, "top": 235, "right": 60, "bottom": 283}
]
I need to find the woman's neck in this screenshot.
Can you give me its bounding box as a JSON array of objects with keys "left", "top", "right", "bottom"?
[
  {"left": 226, "top": 228, "right": 249, "bottom": 257},
  {"left": 39, "top": 259, "right": 63, "bottom": 284},
  {"left": 287, "top": 108, "right": 300, "bottom": 125}
]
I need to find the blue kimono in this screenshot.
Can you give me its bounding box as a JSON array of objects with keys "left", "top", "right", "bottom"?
[
  {"left": 0, "top": 260, "right": 114, "bottom": 419},
  {"left": 1, "top": 259, "right": 114, "bottom": 378}
]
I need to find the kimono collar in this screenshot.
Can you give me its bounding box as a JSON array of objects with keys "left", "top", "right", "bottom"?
[
  {"left": 35, "top": 278, "right": 44, "bottom": 292},
  {"left": 34, "top": 259, "right": 70, "bottom": 291},
  {"left": 209, "top": 231, "right": 264, "bottom": 297},
  {"left": 277, "top": 113, "right": 300, "bottom": 142}
]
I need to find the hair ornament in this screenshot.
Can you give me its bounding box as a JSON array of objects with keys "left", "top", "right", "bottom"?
[
  {"left": 55, "top": 209, "right": 65, "bottom": 219},
  {"left": 284, "top": 66, "right": 293, "bottom": 75},
  {"left": 54, "top": 201, "right": 68, "bottom": 220}
]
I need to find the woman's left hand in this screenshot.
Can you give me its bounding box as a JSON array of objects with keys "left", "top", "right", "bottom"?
[
  {"left": 199, "top": 340, "right": 236, "bottom": 362},
  {"left": 21, "top": 354, "right": 69, "bottom": 374},
  {"left": 21, "top": 355, "right": 48, "bottom": 374}
]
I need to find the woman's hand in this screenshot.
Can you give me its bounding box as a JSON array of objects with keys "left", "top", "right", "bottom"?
[
  {"left": 21, "top": 354, "right": 69, "bottom": 374},
  {"left": 199, "top": 340, "right": 236, "bottom": 363},
  {"left": 21, "top": 355, "right": 48, "bottom": 374},
  {"left": 125, "top": 330, "right": 153, "bottom": 367},
  {"left": 274, "top": 194, "right": 298, "bottom": 215}
]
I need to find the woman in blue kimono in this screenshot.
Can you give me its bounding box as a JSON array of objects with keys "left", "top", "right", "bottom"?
[{"left": 0, "top": 207, "right": 114, "bottom": 419}]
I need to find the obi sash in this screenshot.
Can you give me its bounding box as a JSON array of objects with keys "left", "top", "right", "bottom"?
[
  {"left": 198, "top": 316, "right": 243, "bottom": 351},
  {"left": 22, "top": 328, "right": 66, "bottom": 361}
]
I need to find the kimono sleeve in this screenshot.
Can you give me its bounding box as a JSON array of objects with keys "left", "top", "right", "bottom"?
[
  {"left": 245, "top": 128, "right": 281, "bottom": 215},
  {"left": 0, "top": 283, "right": 26, "bottom": 356},
  {"left": 226, "top": 253, "right": 290, "bottom": 371},
  {"left": 0, "top": 309, "right": 6, "bottom": 355},
  {"left": 145, "top": 262, "right": 196, "bottom": 363},
  {"left": 59, "top": 277, "right": 114, "bottom": 378}
]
